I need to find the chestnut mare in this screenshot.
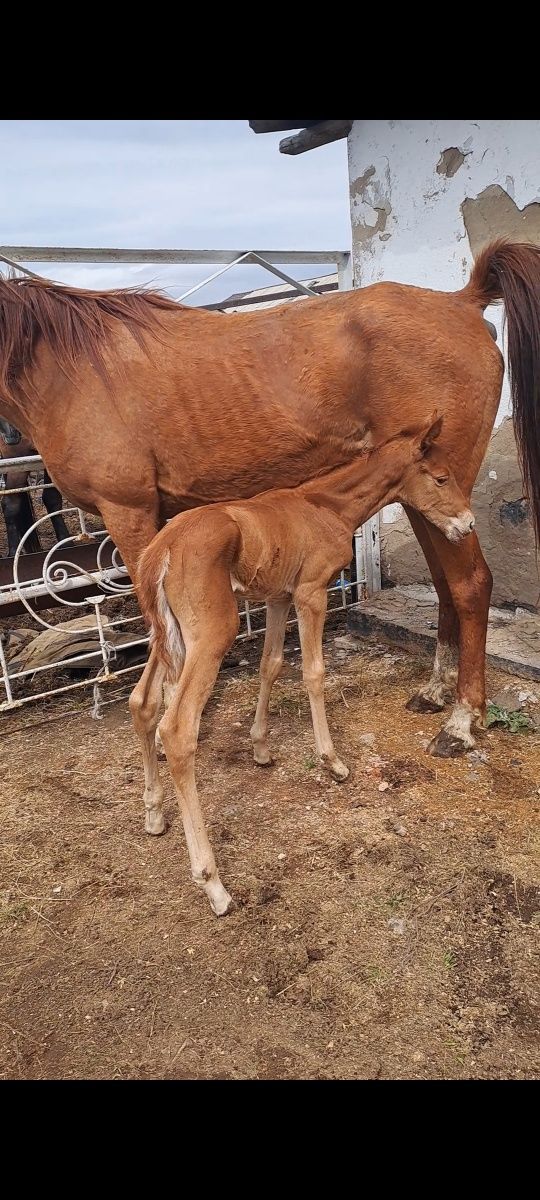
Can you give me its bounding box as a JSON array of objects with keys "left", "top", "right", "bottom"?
[{"left": 0, "top": 240, "right": 539, "bottom": 756}]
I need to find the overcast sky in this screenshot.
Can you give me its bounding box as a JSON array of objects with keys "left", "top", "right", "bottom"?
[{"left": 0, "top": 120, "right": 350, "bottom": 304}]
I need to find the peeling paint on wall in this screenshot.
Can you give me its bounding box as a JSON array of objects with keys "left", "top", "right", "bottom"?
[
  {"left": 462, "top": 184, "right": 540, "bottom": 255},
  {"left": 347, "top": 120, "right": 540, "bottom": 606},
  {"left": 436, "top": 147, "right": 467, "bottom": 178},
  {"left": 349, "top": 159, "right": 393, "bottom": 248}
]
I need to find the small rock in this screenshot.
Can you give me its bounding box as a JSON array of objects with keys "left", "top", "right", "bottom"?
[
  {"left": 467, "top": 749, "right": 489, "bottom": 764},
  {"left": 378, "top": 781, "right": 390, "bottom": 792},
  {"left": 359, "top": 733, "right": 376, "bottom": 748},
  {"left": 388, "top": 917, "right": 407, "bottom": 935},
  {"left": 490, "top": 687, "right": 523, "bottom": 713},
  {"left": 52, "top": 885, "right": 62, "bottom": 895},
  {"left": 239, "top": 659, "right": 249, "bottom": 667},
  {"left": 334, "top": 635, "right": 360, "bottom": 652},
  {"left": 277, "top": 852, "right": 286, "bottom": 861}
]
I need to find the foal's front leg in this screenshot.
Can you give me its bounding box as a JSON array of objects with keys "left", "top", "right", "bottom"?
[
  {"left": 294, "top": 584, "right": 349, "bottom": 782},
  {"left": 250, "top": 598, "right": 291, "bottom": 765}
]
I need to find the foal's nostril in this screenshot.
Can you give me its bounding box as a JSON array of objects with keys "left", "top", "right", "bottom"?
[{"left": 469, "top": 519, "right": 475, "bottom": 531}]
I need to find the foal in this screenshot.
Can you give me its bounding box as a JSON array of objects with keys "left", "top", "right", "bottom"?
[{"left": 130, "top": 415, "right": 474, "bottom": 916}]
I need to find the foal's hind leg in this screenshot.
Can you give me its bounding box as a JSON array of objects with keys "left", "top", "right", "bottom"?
[
  {"left": 250, "top": 598, "right": 291, "bottom": 766},
  {"left": 295, "top": 584, "right": 349, "bottom": 782},
  {"left": 404, "top": 507, "right": 459, "bottom": 713},
  {"left": 421, "top": 528, "right": 492, "bottom": 758},
  {"left": 129, "top": 649, "right": 168, "bottom": 834},
  {"left": 158, "top": 594, "right": 239, "bottom": 916}
]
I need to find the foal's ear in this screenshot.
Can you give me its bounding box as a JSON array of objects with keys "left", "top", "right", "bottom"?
[{"left": 416, "top": 413, "right": 443, "bottom": 458}]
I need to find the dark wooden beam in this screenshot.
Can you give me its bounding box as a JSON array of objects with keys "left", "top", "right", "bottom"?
[
  {"left": 249, "top": 120, "right": 325, "bottom": 135},
  {"left": 203, "top": 279, "right": 337, "bottom": 312},
  {"left": 279, "top": 120, "right": 353, "bottom": 155}
]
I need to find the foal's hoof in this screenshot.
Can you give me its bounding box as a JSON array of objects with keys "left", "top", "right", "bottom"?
[
  {"left": 427, "top": 729, "right": 471, "bottom": 758},
  {"left": 212, "top": 895, "right": 235, "bottom": 918},
  {"left": 254, "top": 752, "right": 274, "bottom": 768},
  {"left": 207, "top": 886, "right": 235, "bottom": 917},
  {"left": 406, "top": 693, "right": 445, "bottom": 714},
  {"left": 323, "top": 756, "right": 350, "bottom": 782},
  {"left": 145, "top": 811, "right": 167, "bottom": 835}
]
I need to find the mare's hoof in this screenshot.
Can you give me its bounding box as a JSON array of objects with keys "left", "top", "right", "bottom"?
[
  {"left": 406, "top": 693, "right": 445, "bottom": 714},
  {"left": 427, "top": 729, "right": 471, "bottom": 758}
]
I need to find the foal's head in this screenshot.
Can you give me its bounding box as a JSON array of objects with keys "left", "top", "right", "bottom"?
[{"left": 392, "top": 415, "right": 475, "bottom": 542}]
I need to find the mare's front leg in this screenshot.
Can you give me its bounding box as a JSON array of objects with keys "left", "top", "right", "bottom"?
[
  {"left": 100, "top": 500, "right": 173, "bottom": 753},
  {"left": 250, "top": 598, "right": 291, "bottom": 765},
  {"left": 98, "top": 501, "right": 159, "bottom": 599},
  {"left": 404, "top": 507, "right": 459, "bottom": 713},
  {"left": 129, "top": 648, "right": 169, "bottom": 834},
  {"left": 294, "top": 583, "right": 349, "bottom": 782}
]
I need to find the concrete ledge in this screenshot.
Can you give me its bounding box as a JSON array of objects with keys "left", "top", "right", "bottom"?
[{"left": 348, "top": 585, "right": 540, "bottom": 682}]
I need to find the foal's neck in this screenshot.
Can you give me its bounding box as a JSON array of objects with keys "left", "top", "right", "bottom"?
[{"left": 299, "top": 443, "right": 404, "bottom": 531}]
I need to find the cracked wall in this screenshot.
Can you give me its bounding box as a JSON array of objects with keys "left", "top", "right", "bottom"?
[{"left": 347, "top": 120, "right": 540, "bottom": 607}]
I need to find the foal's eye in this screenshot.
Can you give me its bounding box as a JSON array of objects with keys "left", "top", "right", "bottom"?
[{"left": 435, "top": 476, "right": 448, "bottom": 486}]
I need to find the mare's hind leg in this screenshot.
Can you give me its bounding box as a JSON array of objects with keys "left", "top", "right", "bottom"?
[
  {"left": 404, "top": 507, "right": 459, "bottom": 713},
  {"left": 250, "top": 598, "right": 291, "bottom": 765},
  {"left": 129, "top": 649, "right": 168, "bottom": 834},
  {"left": 158, "top": 583, "right": 239, "bottom": 916},
  {"left": 419, "top": 528, "right": 492, "bottom": 758},
  {"left": 295, "top": 583, "right": 349, "bottom": 782}
]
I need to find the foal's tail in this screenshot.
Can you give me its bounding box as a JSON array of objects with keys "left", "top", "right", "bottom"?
[
  {"left": 137, "top": 536, "right": 185, "bottom": 679},
  {"left": 462, "top": 239, "right": 540, "bottom": 542}
]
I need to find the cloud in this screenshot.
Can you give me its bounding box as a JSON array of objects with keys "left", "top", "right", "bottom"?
[{"left": 0, "top": 120, "right": 350, "bottom": 303}]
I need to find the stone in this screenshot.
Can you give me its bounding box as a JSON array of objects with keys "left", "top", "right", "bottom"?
[{"left": 388, "top": 917, "right": 407, "bottom": 934}]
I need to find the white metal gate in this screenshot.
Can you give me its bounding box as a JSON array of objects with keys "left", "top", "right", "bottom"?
[{"left": 0, "top": 246, "right": 381, "bottom": 714}]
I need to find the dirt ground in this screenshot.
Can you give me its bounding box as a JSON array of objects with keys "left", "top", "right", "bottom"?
[{"left": 1, "top": 614, "right": 539, "bottom": 1080}]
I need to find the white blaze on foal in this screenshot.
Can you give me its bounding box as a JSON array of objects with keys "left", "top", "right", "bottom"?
[{"left": 129, "top": 414, "right": 474, "bottom": 916}]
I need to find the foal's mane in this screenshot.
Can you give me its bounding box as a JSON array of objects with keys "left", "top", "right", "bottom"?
[{"left": 0, "top": 272, "right": 183, "bottom": 400}]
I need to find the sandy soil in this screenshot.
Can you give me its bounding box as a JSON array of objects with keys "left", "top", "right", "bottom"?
[{"left": 1, "top": 617, "right": 539, "bottom": 1079}]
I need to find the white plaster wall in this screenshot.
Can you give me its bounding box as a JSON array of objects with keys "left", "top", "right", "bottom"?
[
  {"left": 348, "top": 119, "right": 540, "bottom": 426},
  {"left": 348, "top": 120, "right": 540, "bottom": 605}
]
